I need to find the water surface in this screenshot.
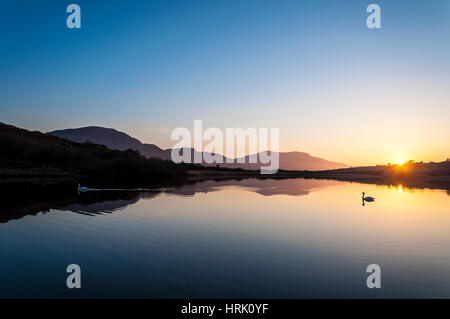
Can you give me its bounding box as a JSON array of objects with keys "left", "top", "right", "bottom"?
[{"left": 1, "top": 178, "right": 449, "bottom": 298}]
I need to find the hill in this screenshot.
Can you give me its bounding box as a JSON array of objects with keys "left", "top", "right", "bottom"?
[
  {"left": 50, "top": 126, "right": 349, "bottom": 171},
  {"left": 51, "top": 126, "right": 170, "bottom": 159},
  {"left": 0, "top": 123, "right": 186, "bottom": 186}
]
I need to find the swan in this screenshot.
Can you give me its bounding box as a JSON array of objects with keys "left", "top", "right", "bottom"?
[
  {"left": 362, "top": 192, "right": 375, "bottom": 202},
  {"left": 77, "top": 184, "right": 87, "bottom": 193}
]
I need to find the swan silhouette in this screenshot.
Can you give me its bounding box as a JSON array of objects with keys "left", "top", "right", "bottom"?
[
  {"left": 362, "top": 192, "right": 375, "bottom": 202},
  {"left": 77, "top": 183, "right": 88, "bottom": 194}
]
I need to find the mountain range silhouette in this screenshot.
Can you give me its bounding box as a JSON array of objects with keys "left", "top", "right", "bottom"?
[{"left": 50, "top": 126, "right": 349, "bottom": 171}]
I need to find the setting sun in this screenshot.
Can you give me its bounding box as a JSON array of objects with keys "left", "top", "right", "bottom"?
[{"left": 396, "top": 160, "right": 406, "bottom": 165}]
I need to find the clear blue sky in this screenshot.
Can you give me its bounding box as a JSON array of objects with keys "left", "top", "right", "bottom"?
[{"left": 1, "top": 0, "right": 449, "bottom": 165}]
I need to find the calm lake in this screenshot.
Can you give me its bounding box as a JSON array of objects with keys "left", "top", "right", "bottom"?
[{"left": 1, "top": 178, "right": 449, "bottom": 298}]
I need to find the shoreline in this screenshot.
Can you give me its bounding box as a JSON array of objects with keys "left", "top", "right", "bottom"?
[{"left": 2, "top": 168, "right": 449, "bottom": 192}]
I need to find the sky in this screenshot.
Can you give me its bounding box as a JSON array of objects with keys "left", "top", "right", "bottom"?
[{"left": 0, "top": 0, "right": 449, "bottom": 166}]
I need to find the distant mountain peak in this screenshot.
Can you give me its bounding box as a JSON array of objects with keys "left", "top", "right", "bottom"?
[
  {"left": 50, "top": 126, "right": 168, "bottom": 159},
  {"left": 50, "top": 126, "right": 349, "bottom": 171}
]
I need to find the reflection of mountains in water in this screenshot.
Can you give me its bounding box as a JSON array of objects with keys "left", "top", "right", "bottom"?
[
  {"left": 64, "top": 191, "right": 162, "bottom": 216},
  {"left": 62, "top": 198, "right": 140, "bottom": 216},
  {"left": 169, "top": 178, "right": 342, "bottom": 196},
  {"left": 0, "top": 182, "right": 160, "bottom": 223},
  {"left": 1, "top": 177, "right": 449, "bottom": 224},
  {"left": 1, "top": 178, "right": 336, "bottom": 223}
]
